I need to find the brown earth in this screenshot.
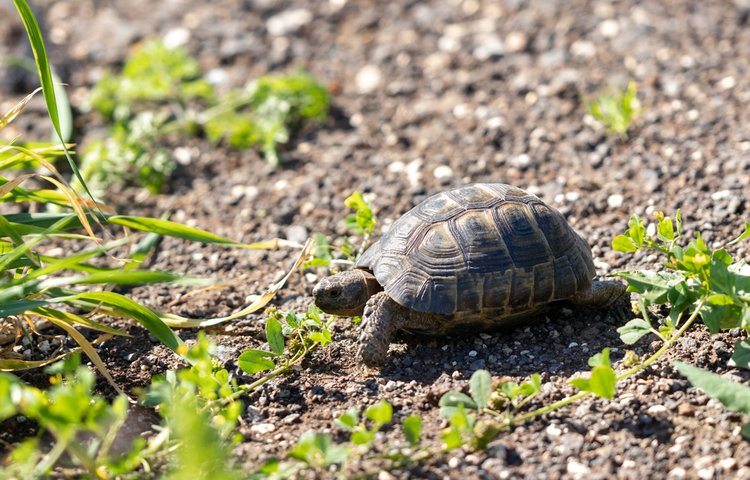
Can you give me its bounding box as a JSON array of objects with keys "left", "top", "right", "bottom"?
[{"left": 2, "top": 0, "right": 750, "bottom": 478}]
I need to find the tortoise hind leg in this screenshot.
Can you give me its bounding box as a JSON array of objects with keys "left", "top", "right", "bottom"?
[
  {"left": 357, "top": 291, "right": 406, "bottom": 367},
  {"left": 570, "top": 280, "right": 630, "bottom": 320},
  {"left": 570, "top": 280, "right": 627, "bottom": 306}
]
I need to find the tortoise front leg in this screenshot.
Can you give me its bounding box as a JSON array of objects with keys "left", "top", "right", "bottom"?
[{"left": 357, "top": 291, "right": 405, "bottom": 367}]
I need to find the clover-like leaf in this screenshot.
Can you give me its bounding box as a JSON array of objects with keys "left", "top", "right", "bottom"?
[
  {"left": 469, "top": 370, "right": 492, "bottom": 409},
  {"left": 617, "top": 318, "right": 652, "bottom": 345}
]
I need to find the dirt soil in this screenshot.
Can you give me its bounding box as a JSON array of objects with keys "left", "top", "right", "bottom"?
[{"left": 2, "top": 0, "right": 750, "bottom": 478}]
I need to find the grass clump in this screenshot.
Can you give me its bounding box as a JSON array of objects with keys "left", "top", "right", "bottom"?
[
  {"left": 80, "top": 39, "right": 329, "bottom": 196},
  {"left": 586, "top": 80, "right": 641, "bottom": 138}
]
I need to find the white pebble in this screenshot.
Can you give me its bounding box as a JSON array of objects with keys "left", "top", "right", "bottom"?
[
  {"left": 607, "top": 194, "right": 624, "bottom": 208},
  {"left": 173, "top": 146, "right": 194, "bottom": 165},
  {"left": 355, "top": 65, "right": 382, "bottom": 94},
  {"left": 378, "top": 471, "right": 396, "bottom": 480},
  {"left": 250, "top": 423, "right": 276, "bottom": 434},
  {"left": 448, "top": 457, "right": 461, "bottom": 468},
  {"left": 668, "top": 467, "right": 687, "bottom": 478},
  {"left": 598, "top": 19, "right": 620, "bottom": 38},
  {"left": 570, "top": 40, "right": 596, "bottom": 59},
  {"left": 697, "top": 468, "right": 715, "bottom": 480},
  {"left": 567, "top": 461, "right": 590, "bottom": 477},
  {"left": 163, "top": 27, "right": 190, "bottom": 48},
  {"left": 720, "top": 458, "right": 736, "bottom": 470},
  {"left": 647, "top": 405, "right": 668, "bottom": 414},
  {"left": 718, "top": 76, "right": 736, "bottom": 91},
  {"left": 505, "top": 31, "right": 528, "bottom": 52},
  {"left": 565, "top": 191, "right": 580, "bottom": 202},
  {"left": 433, "top": 165, "right": 454, "bottom": 180},
  {"left": 468, "top": 350, "right": 478, "bottom": 357},
  {"left": 546, "top": 424, "right": 563, "bottom": 437},
  {"left": 266, "top": 8, "right": 313, "bottom": 36}
]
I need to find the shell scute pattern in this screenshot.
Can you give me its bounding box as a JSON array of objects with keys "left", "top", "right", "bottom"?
[{"left": 367, "top": 183, "right": 595, "bottom": 319}]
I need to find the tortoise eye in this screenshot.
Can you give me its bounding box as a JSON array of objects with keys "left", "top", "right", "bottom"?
[{"left": 329, "top": 287, "right": 342, "bottom": 298}]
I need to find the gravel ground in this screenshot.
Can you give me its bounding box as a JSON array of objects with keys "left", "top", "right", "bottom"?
[{"left": 2, "top": 0, "right": 750, "bottom": 478}]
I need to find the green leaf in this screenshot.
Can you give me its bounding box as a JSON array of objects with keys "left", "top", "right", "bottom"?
[
  {"left": 439, "top": 391, "right": 478, "bottom": 411},
  {"left": 657, "top": 218, "right": 675, "bottom": 242},
  {"left": 334, "top": 407, "right": 359, "bottom": 431},
  {"left": 238, "top": 349, "right": 276, "bottom": 374},
  {"left": 265, "top": 316, "right": 285, "bottom": 356},
  {"left": 64, "top": 291, "right": 182, "bottom": 353},
  {"left": 729, "top": 339, "right": 750, "bottom": 369},
  {"left": 350, "top": 429, "right": 374, "bottom": 446},
  {"left": 107, "top": 216, "right": 244, "bottom": 246},
  {"left": 612, "top": 235, "right": 638, "bottom": 252},
  {"left": 288, "top": 431, "right": 347, "bottom": 467},
  {"left": 402, "top": 415, "right": 422, "bottom": 446},
  {"left": 469, "top": 369, "right": 492, "bottom": 409},
  {"left": 617, "top": 270, "right": 683, "bottom": 304},
  {"left": 700, "top": 304, "right": 741, "bottom": 333},
  {"left": 67, "top": 270, "right": 210, "bottom": 287},
  {"left": 675, "top": 362, "right": 750, "bottom": 415},
  {"left": 742, "top": 424, "right": 750, "bottom": 440},
  {"left": 727, "top": 222, "right": 750, "bottom": 246},
  {"left": 571, "top": 349, "right": 617, "bottom": 399},
  {"left": 344, "top": 192, "right": 376, "bottom": 236},
  {"left": 617, "top": 318, "right": 652, "bottom": 345},
  {"left": 627, "top": 214, "right": 646, "bottom": 247},
  {"left": 706, "top": 294, "right": 735, "bottom": 306},
  {"left": 588, "top": 347, "right": 611, "bottom": 368},
  {"left": 518, "top": 373, "right": 542, "bottom": 396},
  {"left": 308, "top": 330, "right": 332, "bottom": 345},
  {"left": 285, "top": 312, "right": 300, "bottom": 328},
  {"left": 365, "top": 399, "right": 393, "bottom": 425},
  {"left": 589, "top": 365, "right": 617, "bottom": 399},
  {"left": 441, "top": 427, "right": 463, "bottom": 450}
]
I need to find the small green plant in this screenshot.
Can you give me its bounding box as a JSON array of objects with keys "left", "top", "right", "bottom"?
[
  {"left": 587, "top": 80, "right": 641, "bottom": 138},
  {"left": 304, "top": 191, "right": 378, "bottom": 269},
  {"left": 612, "top": 211, "right": 750, "bottom": 437},
  {"left": 1, "top": 335, "right": 251, "bottom": 478},
  {"left": 237, "top": 306, "right": 333, "bottom": 378},
  {"left": 81, "top": 39, "right": 330, "bottom": 195},
  {"left": 253, "top": 399, "right": 427, "bottom": 479}
]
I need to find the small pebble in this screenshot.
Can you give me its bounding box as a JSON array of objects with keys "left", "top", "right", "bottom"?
[
  {"left": 598, "top": 19, "right": 620, "bottom": 37},
  {"left": 647, "top": 405, "right": 668, "bottom": 415},
  {"left": 250, "top": 423, "right": 276, "bottom": 434},
  {"left": 448, "top": 457, "right": 461, "bottom": 468},
  {"left": 282, "top": 413, "right": 301, "bottom": 424},
  {"left": 505, "top": 31, "right": 528, "bottom": 52},
  {"left": 266, "top": 8, "right": 313, "bottom": 36},
  {"left": 433, "top": 165, "right": 454, "bottom": 181},
  {"left": 607, "top": 194, "right": 624, "bottom": 208},
  {"left": 378, "top": 471, "right": 396, "bottom": 480},
  {"left": 546, "top": 424, "right": 563, "bottom": 437},
  {"left": 355, "top": 65, "right": 382, "bottom": 94},
  {"left": 668, "top": 467, "right": 687, "bottom": 478},
  {"left": 567, "top": 461, "right": 590, "bottom": 477},
  {"left": 285, "top": 225, "right": 308, "bottom": 244}
]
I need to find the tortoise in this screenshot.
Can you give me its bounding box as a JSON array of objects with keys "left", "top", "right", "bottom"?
[{"left": 313, "top": 183, "right": 625, "bottom": 367}]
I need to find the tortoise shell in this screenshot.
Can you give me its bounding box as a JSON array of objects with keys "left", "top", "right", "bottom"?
[{"left": 355, "top": 183, "right": 595, "bottom": 317}]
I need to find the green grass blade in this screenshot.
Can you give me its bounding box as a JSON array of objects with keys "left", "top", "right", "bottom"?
[
  {"left": 64, "top": 270, "right": 212, "bottom": 287},
  {"left": 107, "top": 216, "right": 243, "bottom": 246},
  {"left": 2, "top": 212, "right": 86, "bottom": 229},
  {"left": 12, "top": 0, "right": 97, "bottom": 205},
  {"left": 0, "top": 299, "right": 48, "bottom": 317},
  {"left": 31, "top": 306, "right": 127, "bottom": 336},
  {"left": 0, "top": 214, "right": 75, "bottom": 272},
  {"left": 57, "top": 291, "right": 183, "bottom": 353}
]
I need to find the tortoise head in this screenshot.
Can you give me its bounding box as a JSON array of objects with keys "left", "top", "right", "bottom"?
[{"left": 313, "top": 269, "right": 382, "bottom": 316}]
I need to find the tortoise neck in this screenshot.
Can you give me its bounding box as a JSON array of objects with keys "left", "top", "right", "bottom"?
[{"left": 358, "top": 269, "right": 384, "bottom": 299}]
